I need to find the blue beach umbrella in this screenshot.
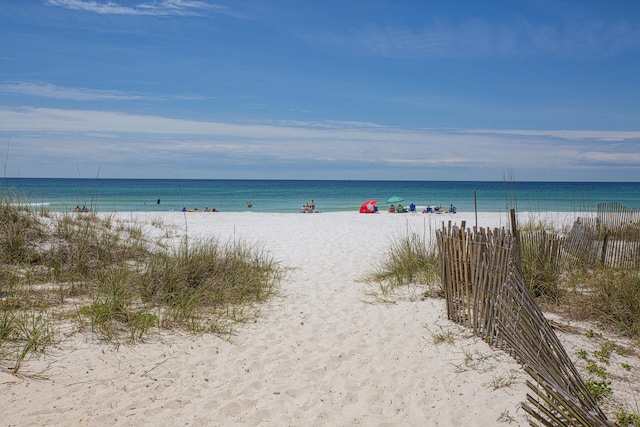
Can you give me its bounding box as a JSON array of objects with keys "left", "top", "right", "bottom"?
[{"left": 386, "top": 196, "right": 404, "bottom": 204}]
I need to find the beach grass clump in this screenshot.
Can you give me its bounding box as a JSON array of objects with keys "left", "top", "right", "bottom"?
[
  {"left": 46, "top": 211, "right": 151, "bottom": 284},
  {"left": 489, "top": 370, "right": 519, "bottom": 390},
  {"left": 0, "top": 198, "right": 47, "bottom": 264},
  {"left": 363, "top": 232, "right": 441, "bottom": 300},
  {"left": 497, "top": 410, "right": 517, "bottom": 424},
  {"left": 0, "top": 309, "right": 55, "bottom": 375},
  {"left": 425, "top": 324, "right": 456, "bottom": 345},
  {"left": 518, "top": 223, "right": 564, "bottom": 302},
  {"left": 590, "top": 268, "right": 640, "bottom": 337},
  {"left": 78, "top": 267, "right": 142, "bottom": 340},
  {"left": 565, "top": 266, "right": 640, "bottom": 338},
  {"left": 138, "top": 237, "right": 281, "bottom": 332}
]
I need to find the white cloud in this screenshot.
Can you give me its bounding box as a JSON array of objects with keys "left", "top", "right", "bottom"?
[
  {"left": 44, "top": 0, "right": 228, "bottom": 17},
  {"left": 0, "top": 81, "right": 148, "bottom": 101},
  {"left": 304, "top": 17, "right": 640, "bottom": 59},
  {"left": 464, "top": 128, "right": 640, "bottom": 142},
  {"left": 0, "top": 81, "right": 205, "bottom": 102},
  {"left": 582, "top": 151, "right": 640, "bottom": 163}
]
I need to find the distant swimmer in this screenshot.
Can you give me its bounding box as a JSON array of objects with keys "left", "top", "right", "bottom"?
[
  {"left": 157, "top": 199, "right": 161, "bottom": 204},
  {"left": 247, "top": 201, "right": 253, "bottom": 208}
]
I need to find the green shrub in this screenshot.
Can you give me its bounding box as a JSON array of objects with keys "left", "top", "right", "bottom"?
[
  {"left": 616, "top": 408, "right": 640, "bottom": 427},
  {"left": 585, "top": 378, "right": 613, "bottom": 403}
]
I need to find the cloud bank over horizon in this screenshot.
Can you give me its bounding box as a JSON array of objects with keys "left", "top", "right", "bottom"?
[{"left": 2, "top": 104, "right": 638, "bottom": 181}]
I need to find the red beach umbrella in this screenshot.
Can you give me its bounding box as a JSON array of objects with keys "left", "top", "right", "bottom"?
[{"left": 359, "top": 200, "right": 377, "bottom": 213}]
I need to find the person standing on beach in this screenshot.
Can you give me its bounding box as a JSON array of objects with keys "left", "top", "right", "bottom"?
[{"left": 311, "top": 200, "right": 316, "bottom": 212}]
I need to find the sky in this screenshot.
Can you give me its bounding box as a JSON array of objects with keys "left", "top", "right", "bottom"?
[{"left": 1, "top": 0, "right": 640, "bottom": 181}]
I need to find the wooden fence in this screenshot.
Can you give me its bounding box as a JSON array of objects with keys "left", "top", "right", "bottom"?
[
  {"left": 597, "top": 202, "right": 640, "bottom": 230},
  {"left": 436, "top": 221, "right": 612, "bottom": 426},
  {"left": 511, "top": 203, "right": 640, "bottom": 271},
  {"left": 564, "top": 216, "right": 640, "bottom": 269}
]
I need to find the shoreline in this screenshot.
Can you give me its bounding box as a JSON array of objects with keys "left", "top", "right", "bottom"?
[{"left": 6, "top": 178, "right": 638, "bottom": 214}]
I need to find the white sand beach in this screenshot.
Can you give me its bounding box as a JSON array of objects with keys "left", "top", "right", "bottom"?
[{"left": 2, "top": 210, "right": 638, "bottom": 426}]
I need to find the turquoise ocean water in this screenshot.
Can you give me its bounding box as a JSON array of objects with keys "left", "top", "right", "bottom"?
[{"left": 2, "top": 178, "right": 639, "bottom": 213}]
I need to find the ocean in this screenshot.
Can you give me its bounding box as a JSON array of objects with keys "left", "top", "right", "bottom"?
[{"left": 1, "top": 178, "right": 639, "bottom": 214}]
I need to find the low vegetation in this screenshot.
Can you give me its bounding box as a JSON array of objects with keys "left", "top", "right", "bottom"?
[
  {"left": 361, "top": 231, "right": 441, "bottom": 302},
  {"left": 574, "top": 335, "right": 640, "bottom": 426},
  {"left": 564, "top": 266, "right": 640, "bottom": 338},
  {"left": 0, "top": 199, "right": 282, "bottom": 374}
]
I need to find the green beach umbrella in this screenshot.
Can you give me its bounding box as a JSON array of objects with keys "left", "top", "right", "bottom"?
[{"left": 386, "top": 196, "right": 404, "bottom": 204}]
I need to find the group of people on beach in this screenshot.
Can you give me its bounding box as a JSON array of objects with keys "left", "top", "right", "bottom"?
[
  {"left": 300, "top": 200, "right": 316, "bottom": 213},
  {"left": 421, "top": 204, "right": 456, "bottom": 214},
  {"left": 388, "top": 203, "right": 415, "bottom": 213},
  {"left": 387, "top": 203, "right": 457, "bottom": 214},
  {"left": 181, "top": 206, "right": 218, "bottom": 212},
  {"left": 71, "top": 200, "right": 456, "bottom": 214}
]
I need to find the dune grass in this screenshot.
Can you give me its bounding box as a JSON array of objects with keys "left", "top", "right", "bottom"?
[
  {"left": 518, "top": 222, "right": 565, "bottom": 302},
  {"left": 362, "top": 231, "right": 441, "bottom": 302},
  {"left": 137, "top": 236, "right": 281, "bottom": 333},
  {"left": 563, "top": 266, "right": 640, "bottom": 338},
  {"left": 0, "top": 198, "right": 282, "bottom": 373}
]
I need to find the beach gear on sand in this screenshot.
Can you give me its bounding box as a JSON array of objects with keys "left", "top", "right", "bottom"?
[
  {"left": 386, "top": 196, "right": 404, "bottom": 204},
  {"left": 359, "top": 200, "right": 377, "bottom": 213}
]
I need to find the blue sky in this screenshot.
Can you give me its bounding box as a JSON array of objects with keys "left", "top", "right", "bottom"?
[{"left": 1, "top": 0, "right": 639, "bottom": 181}]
